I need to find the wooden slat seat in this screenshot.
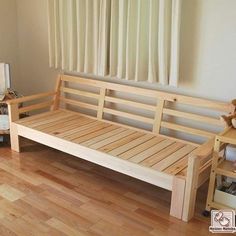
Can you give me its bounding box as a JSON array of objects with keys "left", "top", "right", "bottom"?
[
  {"left": 16, "top": 109, "right": 197, "bottom": 178},
  {"left": 7, "top": 74, "right": 235, "bottom": 222}
]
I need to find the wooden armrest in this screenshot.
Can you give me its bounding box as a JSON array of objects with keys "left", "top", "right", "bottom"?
[
  {"left": 192, "top": 139, "right": 214, "bottom": 159},
  {"left": 7, "top": 92, "right": 56, "bottom": 105}
]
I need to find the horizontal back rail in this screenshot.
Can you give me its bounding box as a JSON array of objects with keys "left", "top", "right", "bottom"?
[{"left": 58, "top": 74, "right": 233, "bottom": 143}]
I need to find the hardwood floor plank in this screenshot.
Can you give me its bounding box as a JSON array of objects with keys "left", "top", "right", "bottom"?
[
  {"left": 0, "top": 184, "right": 25, "bottom": 202},
  {"left": 47, "top": 218, "right": 87, "bottom": 236}
]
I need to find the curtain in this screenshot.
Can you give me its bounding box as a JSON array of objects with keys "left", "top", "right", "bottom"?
[{"left": 48, "top": 0, "right": 182, "bottom": 86}]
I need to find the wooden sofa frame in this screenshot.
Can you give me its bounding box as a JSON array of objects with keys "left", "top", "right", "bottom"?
[{"left": 7, "top": 74, "right": 234, "bottom": 222}]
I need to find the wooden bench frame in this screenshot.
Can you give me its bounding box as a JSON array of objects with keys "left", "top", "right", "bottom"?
[{"left": 7, "top": 74, "right": 234, "bottom": 222}]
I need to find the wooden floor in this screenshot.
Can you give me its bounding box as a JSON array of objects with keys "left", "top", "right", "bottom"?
[
  {"left": 0, "top": 139, "right": 215, "bottom": 236},
  {"left": 16, "top": 110, "right": 198, "bottom": 177}
]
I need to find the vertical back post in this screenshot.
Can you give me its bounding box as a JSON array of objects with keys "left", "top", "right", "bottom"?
[
  {"left": 51, "top": 75, "right": 62, "bottom": 111},
  {"left": 97, "top": 87, "right": 106, "bottom": 120},
  {"left": 8, "top": 103, "right": 20, "bottom": 152},
  {"left": 153, "top": 99, "right": 165, "bottom": 134}
]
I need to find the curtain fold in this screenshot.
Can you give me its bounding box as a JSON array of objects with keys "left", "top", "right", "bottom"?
[{"left": 47, "top": 0, "right": 182, "bottom": 86}]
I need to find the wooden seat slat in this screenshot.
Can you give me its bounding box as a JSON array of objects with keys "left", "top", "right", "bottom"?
[
  {"left": 129, "top": 139, "right": 175, "bottom": 164},
  {"left": 119, "top": 136, "right": 164, "bottom": 160},
  {"left": 73, "top": 125, "right": 117, "bottom": 144},
  {"left": 26, "top": 112, "right": 75, "bottom": 128},
  {"left": 66, "top": 122, "right": 111, "bottom": 141},
  {"left": 55, "top": 120, "right": 100, "bottom": 138},
  {"left": 81, "top": 127, "right": 126, "bottom": 147},
  {"left": 98, "top": 132, "right": 144, "bottom": 153},
  {"left": 108, "top": 134, "right": 154, "bottom": 156},
  {"left": 164, "top": 155, "right": 190, "bottom": 175},
  {"left": 49, "top": 117, "right": 95, "bottom": 136},
  {"left": 141, "top": 142, "right": 185, "bottom": 167},
  {"left": 40, "top": 116, "right": 87, "bottom": 133},
  {"left": 34, "top": 115, "right": 79, "bottom": 131},
  {"left": 16, "top": 110, "right": 63, "bottom": 125},
  {"left": 152, "top": 145, "right": 197, "bottom": 171},
  {"left": 89, "top": 129, "right": 136, "bottom": 150}
]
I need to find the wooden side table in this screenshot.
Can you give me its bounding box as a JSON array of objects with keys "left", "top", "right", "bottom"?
[{"left": 204, "top": 127, "right": 236, "bottom": 214}]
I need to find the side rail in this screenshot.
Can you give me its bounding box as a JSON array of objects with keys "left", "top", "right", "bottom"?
[
  {"left": 182, "top": 128, "right": 230, "bottom": 222},
  {"left": 7, "top": 91, "right": 56, "bottom": 153},
  {"left": 7, "top": 91, "right": 56, "bottom": 123}
]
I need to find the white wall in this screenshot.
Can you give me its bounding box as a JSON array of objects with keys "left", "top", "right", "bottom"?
[
  {"left": 0, "top": 0, "right": 19, "bottom": 88},
  {"left": 13, "top": 0, "right": 236, "bottom": 103},
  {"left": 16, "top": 0, "right": 58, "bottom": 94},
  {"left": 179, "top": 0, "right": 236, "bottom": 101}
]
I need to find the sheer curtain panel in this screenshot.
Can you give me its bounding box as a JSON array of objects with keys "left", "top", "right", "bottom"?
[{"left": 48, "top": 0, "right": 182, "bottom": 86}]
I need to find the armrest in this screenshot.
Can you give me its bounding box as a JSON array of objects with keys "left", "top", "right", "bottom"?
[
  {"left": 7, "top": 91, "right": 56, "bottom": 105},
  {"left": 192, "top": 139, "right": 214, "bottom": 159},
  {"left": 7, "top": 91, "right": 56, "bottom": 122}
]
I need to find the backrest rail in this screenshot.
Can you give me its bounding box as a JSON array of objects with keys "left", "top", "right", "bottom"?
[
  {"left": 163, "top": 108, "right": 223, "bottom": 126},
  {"left": 103, "top": 108, "right": 154, "bottom": 124},
  {"left": 153, "top": 99, "right": 165, "bottom": 134},
  {"left": 61, "top": 75, "right": 232, "bottom": 112},
  {"left": 105, "top": 96, "right": 156, "bottom": 111},
  {"left": 161, "top": 121, "right": 215, "bottom": 138},
  {"left": 61, "top": 87, "right": 99, "bottom": 100},
  {"left": 60, "top": 97, "right": 98, "bottom": 111},
  {"left": 97, "top": 88, "right": 106, "bottom": 120},
  {"left": 57, "top": 75, "right": 232, "bottom": 143}
]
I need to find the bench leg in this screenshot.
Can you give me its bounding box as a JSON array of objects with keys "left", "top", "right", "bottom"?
[
  {"left": 170, "top": 176, "right": 186, "bottom": 219},
  {"left": 10, "top": 123, "right": 20, "bottom": 152},
  {"left": 182, "top": 156, "right": 200, "bottom": 222}
]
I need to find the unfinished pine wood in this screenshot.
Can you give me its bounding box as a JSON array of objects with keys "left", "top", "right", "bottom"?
[
  {"left": 170, "top": 176, "right": 186, "bottom": 219},
  {"left": 8, "top": 103, "right": 20, "bottom": 152},
  {"left": 61, "top": 87, "right": 100, "bottom": 100},
  {"left": 73, "top": 125, "right": 118, "bottom": 144},
  {"left": 161, "top": 121, "right": 215, "bottom": 138},
  {"left": 153, "top": 99, "right": 165, "bottom": 133},
  {"left": 51, "top": 75, "right": 62, "bottom": 111},
  {"left": 105, "top": 96, "right": 156, "bottom": 111},
  {"left": 98, "top": 132, "right": 144, "bottom": 153},
  {"left": 97, "top": 88, "right": 106, "bottom": 120},
  {"left": 152, "top": 145, "right": 197, "bottom": 171},
  {"left": 81, "top": 127, "right": 126, "bottom": 147},
  {"left": 119, "top": 137, "right": 164, "bottom": 160},
  {"left": 60, "top": 97, "right": 98, "bottom": 111},
  {"left": 7, "top": 74, "right": 234, "bottom": 222},
  {"left": 129, "top": 139, "right": 174, "bottom": 164},
  {"left": 89, "top": 129, "right": 136, "bottom": 150},
  {"left": 103, "top": 108, "right": 154, "bottom": 124},
  {"left": 141, "top": 142, "right": 185, "bottom": 167},
  {"left": 108, "top": 134, "right": 154, "bottom": 156},
  {"left": 163, "top": 108, "right": 223, "bottom": 126}
]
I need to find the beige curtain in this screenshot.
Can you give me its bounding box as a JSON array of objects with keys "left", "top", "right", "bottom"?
[{"left": 48, "top": 0, "right": 182, "bottom": 86}]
